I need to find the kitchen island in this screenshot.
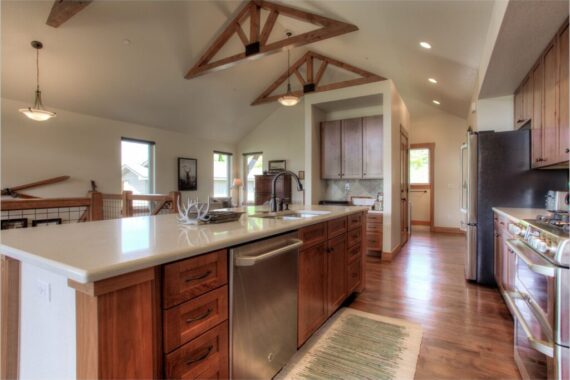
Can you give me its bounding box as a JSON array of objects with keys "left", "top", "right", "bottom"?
[{"left": 0, "top": 205, "right": 367, "bottom": 379}]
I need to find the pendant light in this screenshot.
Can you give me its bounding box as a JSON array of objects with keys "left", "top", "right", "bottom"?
[
  {"left": 278, "top": 32, "right": 300, "bottom": 107},
  {"left": 19, "top": 41, "right": 56, "bottom": 121}
]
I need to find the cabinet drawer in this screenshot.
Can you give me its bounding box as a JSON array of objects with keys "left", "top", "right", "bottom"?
[
  {"left": 367, "top": 213, "right": 383, "bottom": 224},
  {"left": 328, "top": 217, "right": 347, "bottom": 238},
  {"left": 347, "top": 228, "right": 362, "bottom": 248},
  {"left": 367, "top": 234, "right": 382, "bottom": 250},
  {"left": 367, "top": 222, "right": 382, "bottom": 234},
  {"left": 165, "top": 321, "right": 228, "bottom": 380},
  {"left": 347, "top": 243, "right": 361, "bottom": 263},
  {"left": 163, "top": 250, "right": 228, "bottom": 309},
  {"left": 348, "top": 259, "right": 361, "bottom": 293},
  {"left": 299, "top": 222, "right": 327, "bottom": 249},
  {"left": 347, "top": 213, "right": 362, "bottom": 230},
  {"left": 163, "top": 286, "right": 228, "bottom": 353}
]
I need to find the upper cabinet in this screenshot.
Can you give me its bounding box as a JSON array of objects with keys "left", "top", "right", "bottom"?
[
  {"left": 321, "top": 116, "right": 383, "bottom": 180},
  {"left": 514, "top": 18, "right": 569, "bottom": 168}
]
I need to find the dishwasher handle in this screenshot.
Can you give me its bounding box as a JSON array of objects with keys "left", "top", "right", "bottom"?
[{"left": 235, "top": 239, "right": 303, "bottom": 267}]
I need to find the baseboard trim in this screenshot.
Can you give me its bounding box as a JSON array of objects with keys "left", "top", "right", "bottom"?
[
  {"left": 382, "top": 244, "right": 401, "bottom": 261},
  {"left": 431, "top": 226, "right": 465, "bottom": 235},
  {"left": 411, "top": 220, "right": 430, "bottom": 226}
]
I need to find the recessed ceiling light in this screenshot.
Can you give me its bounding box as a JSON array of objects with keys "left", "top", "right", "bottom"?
[
  {"left": 420, "top": 41, "right": 432, "bottom": 49},
  {"left": 432, "top": 100, "right": 441, "bottom": 105},
  {"left": 428, "top": 78, "right": 438, "bottom": 84}
]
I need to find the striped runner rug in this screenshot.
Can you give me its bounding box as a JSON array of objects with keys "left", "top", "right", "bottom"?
[{"left": 277, "top": 308, "right": 423, "bottom": 380}]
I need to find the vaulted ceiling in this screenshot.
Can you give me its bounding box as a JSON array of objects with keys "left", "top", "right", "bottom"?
[{"left": 1, "top": 0, "right": 495, "bottom": 143}]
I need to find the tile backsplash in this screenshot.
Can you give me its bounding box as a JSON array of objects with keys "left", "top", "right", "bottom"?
[{"left": 321, "top": 179, "right": 383, "bottom": 202}]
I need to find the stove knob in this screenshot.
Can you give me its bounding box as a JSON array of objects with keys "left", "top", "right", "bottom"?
[{"left": 536, "top": 240, "right": 548, "bottom": 254}]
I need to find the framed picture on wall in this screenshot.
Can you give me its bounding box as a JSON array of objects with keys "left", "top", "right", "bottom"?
[
  {"left": 1, "top": 218, "right": 28, "bottom": 230},
  {"left": 268, "top": 160, "right": 286, "bottom": 173},
  {"left": 178, "top": 157, "right": 198, "bottom": 191},
  {"left": 32, "top": 218, "right": 63, "bottom": 227}
]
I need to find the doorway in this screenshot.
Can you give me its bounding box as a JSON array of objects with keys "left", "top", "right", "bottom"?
[
  {"left": 400, "top": 128, "right": 409, "bottom": 246},
  {"left": 409, "top": 143, "right": 435, "bottom": 231}
]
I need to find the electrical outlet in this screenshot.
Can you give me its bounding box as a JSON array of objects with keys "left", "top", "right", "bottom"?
[{"left": 35, "top": 279, "right": 51, "bottom": 303}]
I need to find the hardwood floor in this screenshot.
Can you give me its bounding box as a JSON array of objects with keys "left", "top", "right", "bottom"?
[{"left": 349, "top": 231, "right": 521, "bottom": 380}]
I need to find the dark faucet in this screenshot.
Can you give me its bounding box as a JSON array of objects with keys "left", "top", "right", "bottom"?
[{"left": 270, "top": 170, "right": 304, "bottom": 212}]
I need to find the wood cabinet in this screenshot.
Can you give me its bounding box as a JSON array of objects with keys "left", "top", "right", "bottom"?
[
  {"left": 494, "top": 212, "right": 516, "bottom": 318},
  {"left": 321, "top": 120, "right": 342, "bottom": 179},
  {"left": 363, "top": 115, "right": 383, "bottom": 178},
  {"left": 515, "top": 18, "right": 569, "bottom": 168},
  {"left": 341, "top": 118, "right": 363, "bottom": 179},
  {"left": 366, "top": 212, "right": 383, "bottom": 254},
  {"left": 253, "top": 174, "right": 291, "bottom": 205},
  {"left": 297, "top": 212, "right": 365, "bottom": 347},
  {"left": 321, "top": 116, "right": 383, "bottom": 179}
]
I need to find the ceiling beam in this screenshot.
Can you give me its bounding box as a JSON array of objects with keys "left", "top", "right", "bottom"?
[
  {"left": 46, "top": 0, "right": 93, "bottom": 28},
  {"left": 251, "top": 51, "right": 386, "bottom": 105},
  {"left": 185, "top": 0, "right": 358, "bottom": 79}
]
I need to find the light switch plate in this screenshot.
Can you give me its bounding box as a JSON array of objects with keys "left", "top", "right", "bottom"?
[{"left": 35, "top": 279, "right": 51, "bottom": 303}]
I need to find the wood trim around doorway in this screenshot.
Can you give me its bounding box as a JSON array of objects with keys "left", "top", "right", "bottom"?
[{"left": 410, "top": 143, "right": 435, "bottom": 231}]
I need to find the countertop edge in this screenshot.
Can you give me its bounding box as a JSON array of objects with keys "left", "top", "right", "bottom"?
[
  {"left": 492, "top": 207, "right": 546, "bottom": 223},
  {"left": 1, "top": 207, "right": 368, "bottom": 284}
]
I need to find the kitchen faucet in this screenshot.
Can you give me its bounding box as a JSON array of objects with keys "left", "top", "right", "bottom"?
[{"left": 270, "top": 170, "right": 304, "bottom": 212}]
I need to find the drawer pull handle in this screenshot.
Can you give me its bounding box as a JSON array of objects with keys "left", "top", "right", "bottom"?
[
  {"left": 185, "top": 270, "right": 212, "bottom": 282},
  {"left": 185, "top": 345, "right": 213, "bottom": 366},
  {"left": 186, "top": 308, "right": 213, "bottom": 324}
]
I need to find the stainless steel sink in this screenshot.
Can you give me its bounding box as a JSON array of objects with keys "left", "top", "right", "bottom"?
[{"left": 250, "top": 210, "right": 331, "bottom": 220}]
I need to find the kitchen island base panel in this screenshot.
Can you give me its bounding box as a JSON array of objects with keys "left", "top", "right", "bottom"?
[{"left": 0, "top": 256, "right": 20, "bottom": 380}]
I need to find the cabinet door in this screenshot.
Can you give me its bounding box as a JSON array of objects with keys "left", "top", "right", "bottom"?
[
  {"left": 514, "top": 87, "right": 524, "bottom": 125},
  {"left": 558, "top": 23, "right": 569, "bottom": 162},
  {"left": 341, "top": 118, "right": 363, "bottom": 179},
  {"left": 543, "top": 41, "right": 558, "bottom": 166},
  {"left": 494, "top": 230, "right": 503, "bottom": 292},
  {"left": 363, "top": 115, "right": 383, "bottom": 179},
  {"left": 523, "top": 75, "right": 534, "bottom": 121},
  {"left": 298, "top": 242, "right": 328, "bottom": 347},
  {"left": 321, "top": 121, "right": 342, "bottom": 179},
  {"left": 532, "top": 59, "right": 544, "bottom": 167},
  {"left": 327, "top": 234, "right": 347, "bottom": 315}
]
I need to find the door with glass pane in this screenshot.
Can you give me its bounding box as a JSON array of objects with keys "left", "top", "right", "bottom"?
[
  {"left": 243, "top": 153, "right": 263, "bottom": 205},
  {"left": 409, "top": 143, "right": 434, "bottom": 230}
]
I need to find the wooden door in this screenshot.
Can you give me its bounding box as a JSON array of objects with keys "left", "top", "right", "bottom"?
[
  {"left": 558, "top": 23, "right": 569, "bottom": 162},
  {"left": 400, "top": 129, "right": 409, "bottom": 246},
  {"left": 362, "top": 115, "right": 383, "bottom": 179},
  {"left": 543, "top": 40, "right": 558, "bottom": 166},
  {"left": 341, "top": 118, "right": 363, "bottom": 179},
  {"left": 298, "top": 242, "right": 328, "bottom": 347},
  {"left": 523, "top": 75, "right": 533, "bottom": 121},
  {"left": 532, "top": 59, "right": 544, "bottom": 167},
  {"left": 321, "top": 121, "right": 342, "bottom": 179},
  {"left": 327, "top": 234, "right": 347, "bottom": 315}
]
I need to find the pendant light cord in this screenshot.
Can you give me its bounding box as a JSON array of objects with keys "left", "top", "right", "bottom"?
[{"left": 36, "top": 47, "right": 40, "bottom": 92}]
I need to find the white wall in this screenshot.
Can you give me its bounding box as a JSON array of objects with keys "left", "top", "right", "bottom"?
[
  {"left": 19, "top": 263, "right": 76, "bottom": 380},
  {"left": 476, "top": 95, "right": 514, "bottom": 131},
  {"left": 408, "top": 98, "right": 467, "bottom": 229},
  {"left": 237, "top": 104, "right": 305, "bottom": 204},
  {"left": 1, "top": 98, "right": 236, "bottom": 201}
]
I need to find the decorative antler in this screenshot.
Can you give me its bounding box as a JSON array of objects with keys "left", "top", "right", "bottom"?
[{"left": 177, "top": 197, "right": 211, "bottom": 225}]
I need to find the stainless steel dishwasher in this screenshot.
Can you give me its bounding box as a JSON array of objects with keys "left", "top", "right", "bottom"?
[{"left": 230, "top": 232, "right": 302, "bottom": 380}]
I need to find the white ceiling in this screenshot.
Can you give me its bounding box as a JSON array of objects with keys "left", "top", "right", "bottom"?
[
  {"left": 1, "top": 0, "right": 495, "bottom": 143},
  {"left": 479, "top": 0, "right": 569, "bottom": 98}
]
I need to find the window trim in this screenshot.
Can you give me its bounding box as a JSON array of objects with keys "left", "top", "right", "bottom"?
[
  {"left": 243, "top": 152, "right": 263, "bottom": 205},
  {"left": 121, "top": 137, "right": 156, "bottom": 194},
  {"left": 213, "top": 152, "right": 232, "bottom": 197}
]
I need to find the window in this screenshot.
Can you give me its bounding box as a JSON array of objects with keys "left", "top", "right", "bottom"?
[
  {"left": 213, "top": 152, "right": 232, "bottom": 197},
  {"left": 243, "top": 153, "right": 263, "bottom": 204},
  {"left": 121, "top": 138, "right": 155, "bottom": 194},
  {"left": 409, "top": 148, "right": 430, "bottom": 184}
]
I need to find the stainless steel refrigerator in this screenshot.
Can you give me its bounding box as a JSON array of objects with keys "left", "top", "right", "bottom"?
[{"left": 460, "top": 129, "right": 568, "bottom": 285}]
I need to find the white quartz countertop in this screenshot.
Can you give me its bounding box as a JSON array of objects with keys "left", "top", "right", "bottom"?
[
  {"left": 492, "top": 207, "right": 548, "bottom": 223},
  {"left": 0, "top": 205, "right": 367, "bottom": 284}
]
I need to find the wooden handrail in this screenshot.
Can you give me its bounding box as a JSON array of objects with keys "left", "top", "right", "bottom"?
[{"left": 0, "top": 197, "right": 92, "bottom": 211}]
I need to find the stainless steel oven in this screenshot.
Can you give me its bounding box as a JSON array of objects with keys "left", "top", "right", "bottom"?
[{"left": 504, "top": 235, "right": 569, "bottom": 380}]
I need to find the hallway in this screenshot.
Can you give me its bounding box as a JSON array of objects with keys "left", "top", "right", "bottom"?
[{"left": 350, "top": 232, "right": 521, "bottom": 380}]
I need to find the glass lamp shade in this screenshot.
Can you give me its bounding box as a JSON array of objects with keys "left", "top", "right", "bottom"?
[
  {"left": 18, "top": 107, "right": 56, "bottom": 121},
  {"left": 278, "top": 94, "right": 300, "bottom": 107}
]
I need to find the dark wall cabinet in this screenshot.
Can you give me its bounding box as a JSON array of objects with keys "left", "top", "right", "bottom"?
[{"left": 514, "top": 19, "right": 569, "bottom": 168}]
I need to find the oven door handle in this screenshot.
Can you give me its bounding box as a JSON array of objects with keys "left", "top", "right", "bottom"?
[
  {"left": 506, "top": 240, "right": 556, "bottom": 277},
  {"left": 503, "top": 291, "right": 555, "bottom": 358}
]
